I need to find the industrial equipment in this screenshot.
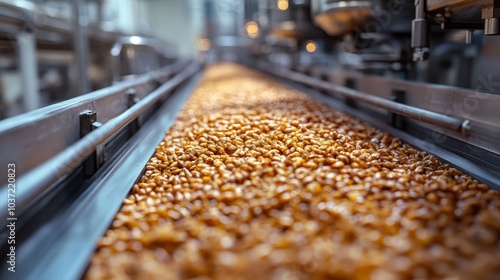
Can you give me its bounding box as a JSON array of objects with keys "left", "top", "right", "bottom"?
[{"left": 0, "top": 0, "right": 499, "bottom": 279}]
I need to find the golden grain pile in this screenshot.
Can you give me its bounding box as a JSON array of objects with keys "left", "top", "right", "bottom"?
[{"left": 86, "top": 63, "right": 500, "bottom": 280}]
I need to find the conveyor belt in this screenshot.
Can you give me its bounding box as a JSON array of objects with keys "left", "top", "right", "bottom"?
[{"left": 84, "top": 63, "right": 500, "bottom": 279}]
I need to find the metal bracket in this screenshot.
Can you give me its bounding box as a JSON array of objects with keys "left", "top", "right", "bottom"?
[
  {"left": 461, "top": 120, "right": 471, "bottom": 138},
  {"left": 344, "top": 78, "right": 356, "bottom": 107},
  {"left": 127, "top": 88, "right": 141, "bottom": 135},
  {"left": 80, "top": 110, "right": 105, "bottom": 177},
  {"left": 319, "top": 72, "right": 329, "bottom": 95},
  {"left": 388, "top": 89, "right": 406, "bottom": 129},
  {"left": 411, "top": 0, "right": 430, "bottom": 61}
]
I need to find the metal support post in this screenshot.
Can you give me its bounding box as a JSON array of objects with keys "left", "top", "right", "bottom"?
[
  {"left": 18, "top": 30, "right": 40, "bottom": 111},
  {"left": 80, "top": 110, "right": 104, "bottom": 176},
  {"left": 73, "top": 0, "right": 90, "bottom": 95}
]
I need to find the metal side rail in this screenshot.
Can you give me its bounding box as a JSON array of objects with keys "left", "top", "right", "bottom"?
[
  {"left": 260, "top": 63, "right": 469, "bottom": 135},
  {"left": 0, "top": 59, "right": 190, "bottom": 183},
  {"left": 0, "top": 61, "right": 201, "bottom": 222}
]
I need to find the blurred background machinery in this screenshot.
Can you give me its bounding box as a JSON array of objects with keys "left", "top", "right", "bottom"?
[{"left": 0, "top": 0, "right": 187, "bottom": 119}]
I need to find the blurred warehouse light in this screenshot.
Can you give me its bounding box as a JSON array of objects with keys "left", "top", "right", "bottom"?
[
  {"left": 306, "top": 40, "right": 317, "bottom": 53},
  {"left": 197, "top": 38, "right": 212, "bottom": 51},
  {"left": 129, "top": 36, "right": 142, "bottom": 45},
  {"left": 246, "top": 21, "right": 260, "bottom": 38},
  {"left": 278, "top": 0, "right": 289, "bottom": 11}
]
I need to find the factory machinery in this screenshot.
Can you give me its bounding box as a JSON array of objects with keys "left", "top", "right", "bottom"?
[{"left": 0, "top": 0, "right": 500, "bottom": 279}]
